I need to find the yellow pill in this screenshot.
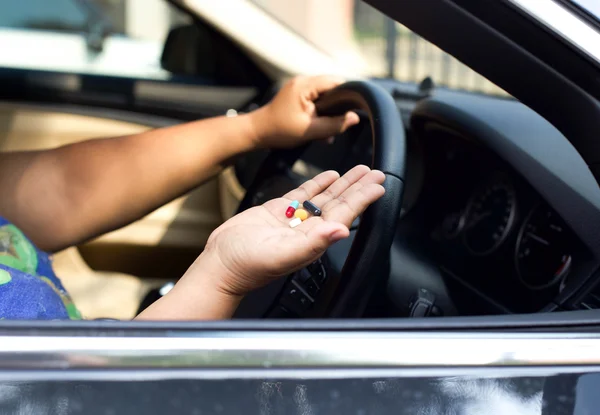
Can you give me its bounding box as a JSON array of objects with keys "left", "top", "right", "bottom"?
[{"left": 294, "top": 208, "right": 309, "bottom": 221}]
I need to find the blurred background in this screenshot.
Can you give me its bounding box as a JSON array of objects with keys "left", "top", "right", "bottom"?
[{"left": 0, "top": 0, "right": 506, "bottom": 95}]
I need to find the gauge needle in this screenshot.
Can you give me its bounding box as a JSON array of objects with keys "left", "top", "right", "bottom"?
[{"left": 527, "top": 232, "right": 550, "bottom": 246}]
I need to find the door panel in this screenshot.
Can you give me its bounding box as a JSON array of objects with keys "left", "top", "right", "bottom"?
[
  {"left": 0, "top": 103, "right": 223, "bottom": 318},
  {"left": 0, "top": 328, "right": 597, "bottom": 414}
]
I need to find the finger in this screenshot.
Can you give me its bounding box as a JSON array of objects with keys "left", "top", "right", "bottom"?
[
  {"left": 310, "top": 164, "right": 371, "bottom": 208},
  {"left": 270, "top": 219, "right": 349, "bottom": 273},
  {"left": 280, "top": 170, "right": 340, "bottom": 205},
  {"left": 290, "top": 219, "right": 350, "bottom": 259},
  {"left": 331, "top": 170, "right": 385, "bottom": 210},
  {"left": 336, "top": 169, "right": 386, "bottom": 197},
  {"left": 323, "top": 181, "right": 386, "bottom": 227},
  {"left": 305, "top": 111, "right": 360, "bottom": 140},
  {"left": 292, "top": 215, "right": 324, "bottom": 236},
  {"left": 306, "top": 75, "right": 346, "bottom": 96}
]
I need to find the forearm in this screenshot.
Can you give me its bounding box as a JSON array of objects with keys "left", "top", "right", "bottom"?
[
  {"left": 135, "top": 280, "right": 241, "bottom": 320},
  {"left": 135, "top": 252, "right": 242, "bottom": 320},
  {"left": 0, "top": 75, "right": 355, "bottom": 253},
  {"left": 2, "top": 110, "right": 267, "bottom": 252}
]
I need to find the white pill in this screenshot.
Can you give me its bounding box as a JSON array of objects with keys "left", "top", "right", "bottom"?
[{"left": 289, "top": 217, "right": 302, "bottom": 228}]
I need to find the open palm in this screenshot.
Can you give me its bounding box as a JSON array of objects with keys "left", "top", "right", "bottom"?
[{"left": 201, "top": 165, "right": 386, "bottom": 297}]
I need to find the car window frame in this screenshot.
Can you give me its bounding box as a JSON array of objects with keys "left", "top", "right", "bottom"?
[{"left": 508, "top": 0, "right": 600, "bottom": 67}]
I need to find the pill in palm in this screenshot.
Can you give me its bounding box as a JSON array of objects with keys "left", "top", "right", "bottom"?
[
  {"left": 289, "top": 217, "right": 302, "bottom": 228},
  {"left": 294, "top": 208, "right": 309, "bottom": 221},
  {"left": 285, "top": 200, "right": 300, "bottom": 218},
  {"left": 303, "top": 200, "right": 322, "bottom": 216}
]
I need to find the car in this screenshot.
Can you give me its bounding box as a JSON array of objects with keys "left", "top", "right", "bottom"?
[{"left": 0, "top": 0, "right": 600, "bottom": 413}]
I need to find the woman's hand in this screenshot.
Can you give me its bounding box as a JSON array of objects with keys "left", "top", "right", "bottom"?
[
  {"left": 251, "top": 75, "right": 360, "bottom": 148},
  {"left": 136, "top": 165, "right": 385, "bottom": 320},
  {"left": 190, "top": 165, "right": 384, "bottom": 296}
]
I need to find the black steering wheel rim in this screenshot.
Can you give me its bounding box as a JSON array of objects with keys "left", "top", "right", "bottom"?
[{"left": 236, "top": 80, "right": 406, "bottom": 318}]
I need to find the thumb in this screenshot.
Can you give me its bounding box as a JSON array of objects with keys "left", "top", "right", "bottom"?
[
  {"left": 275, "top": 220, "right": 350, "bottom": 273},
  {"left": 301, "top": 220, "right": 350, "bottom": 255},
  {"left": 306, "top": 111, "right": 360, "bottom": 140}
]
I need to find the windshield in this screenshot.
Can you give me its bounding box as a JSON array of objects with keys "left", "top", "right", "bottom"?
[
  {"left": 249, "top": 0, "right": 507, "bottom": 96},
  {"left": 571, "top": 0, "right": 600, "bottom": 20}
]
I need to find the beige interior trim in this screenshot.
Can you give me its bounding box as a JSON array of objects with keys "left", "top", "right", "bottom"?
[
  {"left": 52, "top": 248, "right": 163, "bottom": 320},
  {"left": 0, "top": 104, "right": 223, "bottom": 249},
  {"left": 0, "top": 103, "right": 150, "bottom": 150},
  {"left": 90, "top": 180, "right": 222, "bottom": 248},
  {"left": 218, "top": 166, "right": 245, "bottom": 220}
]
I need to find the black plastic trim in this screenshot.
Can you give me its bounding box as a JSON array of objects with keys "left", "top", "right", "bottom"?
[
  {"left": 366, "top": 0, "right": 600, "bottom": 177},
  {"left": 411, "top": 95, "right": 600, "bottom": 258},
  {"left": 2, "top": 308, "right": 600, "bottom": 334}
]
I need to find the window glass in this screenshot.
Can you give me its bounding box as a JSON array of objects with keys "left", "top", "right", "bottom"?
[
  {"left": 0, "top": 0, "right": 190, "bottom": 79},
  {"left": 0, "top": 0, "right": 88, "bottom": 32},
  {"left": 2, "top": 0, "right": 507, "bottom": 95},
  {"left": 0, "top": 0, "right": 190, "bottom": 40},
  {"left": 250, "top": 0, "right": 507, "bottom": 96}
]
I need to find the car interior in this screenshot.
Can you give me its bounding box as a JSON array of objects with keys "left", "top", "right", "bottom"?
[{"left": 1, "top": 0, "right": 600, "bottom": 326}]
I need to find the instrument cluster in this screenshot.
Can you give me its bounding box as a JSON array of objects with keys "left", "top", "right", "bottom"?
[
  {"left": 436, "top": 174, "right": 574, "bottom": 292},
  {"left": 415, "top": 128, "right": 585, "bottom": 313}
]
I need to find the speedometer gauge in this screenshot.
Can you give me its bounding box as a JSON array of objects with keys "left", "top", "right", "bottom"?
[
  {"left": 463, "top": 176, "right": 516, "bottom": 255},
  {"left": 515, "top": 204, "right": 572, "bottom": 290}
]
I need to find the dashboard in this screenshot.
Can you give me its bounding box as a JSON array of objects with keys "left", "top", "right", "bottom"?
[
  {"left": 400, "top": 89, "right": 600, "bottom": 317},
  {"left": 411, "top": 125, "right": 589, "bottom": 314}
]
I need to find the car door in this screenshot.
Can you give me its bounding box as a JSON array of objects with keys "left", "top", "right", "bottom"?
[
  {"left": 2, "top": 0, "right": 600, "bottom": 413},
  {"left": 0, "top": 316, "right": 599, "bottom": 414}
]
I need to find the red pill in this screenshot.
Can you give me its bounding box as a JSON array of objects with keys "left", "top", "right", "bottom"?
[{"left": 285, "top": 206, "right": 296, "bottom": 218}]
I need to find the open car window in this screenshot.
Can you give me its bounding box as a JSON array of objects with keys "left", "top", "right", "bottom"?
[
  {"left": 0, "top": 0, "right": 593, "bottom": 322},
  {"left": 249, "top": 0, "right": 508, "bottom": 96},
  {"left": 0, "top": 1, "right": 599, "bottom": 412}
]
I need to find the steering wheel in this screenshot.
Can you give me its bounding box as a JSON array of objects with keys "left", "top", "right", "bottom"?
[{"left": 233, "top": 81, "right": 406, "bottom": 318}]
